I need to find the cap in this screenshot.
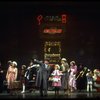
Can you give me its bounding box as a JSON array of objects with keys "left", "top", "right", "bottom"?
[{"left": 61, "top": 58, "right": 67, "bottom": 61}]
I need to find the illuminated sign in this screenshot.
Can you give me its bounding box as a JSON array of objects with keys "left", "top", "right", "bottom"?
[
  {"left": 44, "top": 16, "right": 61, "bottom": 22},
  {"left": 37, "top": 14, "right": 68, "bottom": 25},
  {"left": 62, "top": 14, "right": 67, "bottom": 24},
  {"left": 44, "top": 41, "right": 61, "bottom": 63},
  {"left": 43, "top": 28, "right": 63, "bottom": 34},
  {"left": 37, "top": 14, "right": 68, "bottom": 39},
  {"left": 39, "top": 23, "right": 66, "bottom": 39}
]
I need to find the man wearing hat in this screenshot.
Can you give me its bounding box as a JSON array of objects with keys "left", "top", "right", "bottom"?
[{"left": 60, "top": 58, "right": 69, "bottom": 95}]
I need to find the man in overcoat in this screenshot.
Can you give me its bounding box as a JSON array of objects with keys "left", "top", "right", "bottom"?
[{"left": 34, "top": 59, "right": 50, "bottom": 96}]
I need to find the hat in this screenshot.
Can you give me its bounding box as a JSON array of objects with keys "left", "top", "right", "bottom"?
[
  {"left": 61, "top": 58, "right": 67, "bottom": 61},
  {"left": 22, "top": 65, "right": 26, "bottom": 68},
  {"left": 13, "top": 61, "right": 17, "bottom": 66},
  {"left": 55, "top": 64, "right": 60, "bottom": 69},
  {"left": 87, "top": 69, "right": 90, "bottom": 72},
  {"left": 70, "top": 61, "right": 75, "bottom": 64},
  {"left": 94, "top": 69, "right": 99, "bottom": 74}
]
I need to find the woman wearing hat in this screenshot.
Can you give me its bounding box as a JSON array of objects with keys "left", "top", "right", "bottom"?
[
  {"left": 6, "top": 61, "right": 18, "bottom": 95},
  {"left": 51, "top": 64, "right": 63, "bottom": 95},
  {"left": 68, "top": 61, "right": 77, "bottom": 92}
]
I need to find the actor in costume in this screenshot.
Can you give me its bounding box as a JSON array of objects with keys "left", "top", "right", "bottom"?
[
  {"left": 93, "top": 69, "right": 100, "bottom": 92},
  {"left": 34, "top": 59, "right": 51, "bottom": 96},
  {"left": 60, "top": 58, "right": 69, "bottom": 94},
  {"left": 69, "top": 61, "right": 77, "bottom": 92},
  {"left": 6, "top": 61, "right": 18, "bottom": 95},
  {"left": 86, "top": 69, "right": 93, "bottom": 92},
  {"left": 20, "top": 65, "right": 26, "bottom": 93},
  {"left": 51, "top": 64, "right": 62, "bottom": 95}
]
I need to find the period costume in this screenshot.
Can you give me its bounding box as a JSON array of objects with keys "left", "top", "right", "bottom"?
[
  {"left": 51, "top": 69, "right": 62, "bottom": 87},
  {"left": 60, "top": 58, "right": 69, "bottom": 94},
  {"left": 34, "top": 59, "right": 50, "bottom": 96},
  {"left": 76, "top": 65, "right": 87, "bottom": 91},
  {"left": 6, "top": 66, "right": 18, "bottom": 89},
  {"left": 69, "top": 61, "right": 77, "bottom": 92},
  {"left": 51, "top": 64, "right": 63, "bottom": 95},
  {"left": 93, "top": 69, "right": 100, "bottom": 92},
  {"left": 20, "top": 65, "right": 26, "bottom": 93},
  {"left": 86, "top": 69, "right": 93, "bottom": 92},
  {"left": 6, "top": 61, "right": 18, "bottom": 94}
]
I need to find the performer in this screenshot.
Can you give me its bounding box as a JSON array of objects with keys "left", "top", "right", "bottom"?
[
  {"left": 76, "top": 64, "right": 87, "bottom": 91},
  {"left": 34, "top": 59, "right": 51, "bottom": 96},
  {"left": 93, "top": 69, "right": 100, "bottom": 92},
  {"left": 51, "top": 64, "right": 62, "bottom": 96},
  {"left": 24, "top": 60, "right": 39, "bottom": 93},
  {"left": 20, "top": 65, "right": 26, "bottom": 93},
  {"left": 60, "top": 58, "right": 69, "bottom": 94},
  {"left": 69, "top": 61, "right": 77, "bottom": 92},
  {"left": 24, "top": 61, "right": 34, "bottom": 81},
  {"left": 0, "top": 62, "right": 4, "bottom": 93},
  {"left": 86, "top": 69, "right": 93, "bottom": 92},
  {"left": 6, "top": 61, "right": 18, "bottom": 95}
]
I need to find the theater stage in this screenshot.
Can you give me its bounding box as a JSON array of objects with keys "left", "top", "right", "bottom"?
[{"left": 0, "top": 90, "right": 100, "bottom": 99}]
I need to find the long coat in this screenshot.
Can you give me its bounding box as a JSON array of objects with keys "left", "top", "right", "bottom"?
[
  {"left": 35, "top": 60, "right": 50, "bottom": 90},
  {"left": 60, "top": 62, "right": 69, "bottom": 90}
]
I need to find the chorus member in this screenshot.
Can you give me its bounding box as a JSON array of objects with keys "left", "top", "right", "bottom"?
[
  {"left": 60, "top": 58, "right": 69, "bottom": 94},
  {"left": 34, "top": 59, "right": 50, "bottom": 96},
  {"left": 6, "top": 61, "right": 18, "bottom": 95},
  {"left": 69, "top": 61, "right": 77, "bottom": 92},
  {"left": 20, "top": 65, "right": 26, "bottom": 93},
  {"left": 51, "top": 64, "right": 62, "bottom": 95}
]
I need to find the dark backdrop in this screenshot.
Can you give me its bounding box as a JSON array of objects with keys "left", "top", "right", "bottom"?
[{"left": 0, "top": 1, "right": 100, "bottom": 70}]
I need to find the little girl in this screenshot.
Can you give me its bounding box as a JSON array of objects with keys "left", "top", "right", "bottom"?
[
  {"left": 86, "top": 69, "right": 93, "bottom": 92},
  {"left": 51, "top": 64, "right": 63, "bottom": 95}
]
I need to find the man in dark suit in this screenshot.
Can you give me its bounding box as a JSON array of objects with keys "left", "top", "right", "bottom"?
[{"left": 34, "top": 59, "right": 50, "bottom": 96}]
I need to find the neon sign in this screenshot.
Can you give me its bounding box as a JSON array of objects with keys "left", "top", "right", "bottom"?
[
  {"left": 44, "top": 16, "right": 61, "bottom": 22},
  {"left": 62, "top": 14, "right": 67, "bottom": 24},
  {"left": 37, "top": 15, "right": 43, "bottom": 25},
  {"left": 37, "top": 14, "right": 68, "bottom": 25},
  {"left": 43, "top": 29, "right": 63, "bottom": 34}
]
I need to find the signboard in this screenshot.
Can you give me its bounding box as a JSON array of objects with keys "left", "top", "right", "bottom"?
[
  {"left": 37, "top": 14, "right": 68, "bottom": 39},
  {"left": 44, "top": 41, "right": 61, "bottom": 63}
]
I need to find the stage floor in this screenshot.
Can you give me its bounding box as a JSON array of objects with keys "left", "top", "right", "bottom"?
[{"left": 0, "top": 90, "right": 100, "bottom": 99}]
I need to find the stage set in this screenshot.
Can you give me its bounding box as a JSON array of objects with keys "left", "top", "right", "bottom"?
[
  {"left": 0, "top": 90, "right": 100, "bottom": 99},
  {"left": 0, "top": 1, "right": 100, "bottom": 99},
  {"left": 0, "top": 79, "right": 100, "bottom": 99}
]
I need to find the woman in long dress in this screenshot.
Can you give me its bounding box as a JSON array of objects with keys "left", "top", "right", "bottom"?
[
  {"left": 69, "top": 61, "right": 77, "bottom": 92},
  {"left": 6, "top": 61, "right": 18, "bottom": 94}
]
